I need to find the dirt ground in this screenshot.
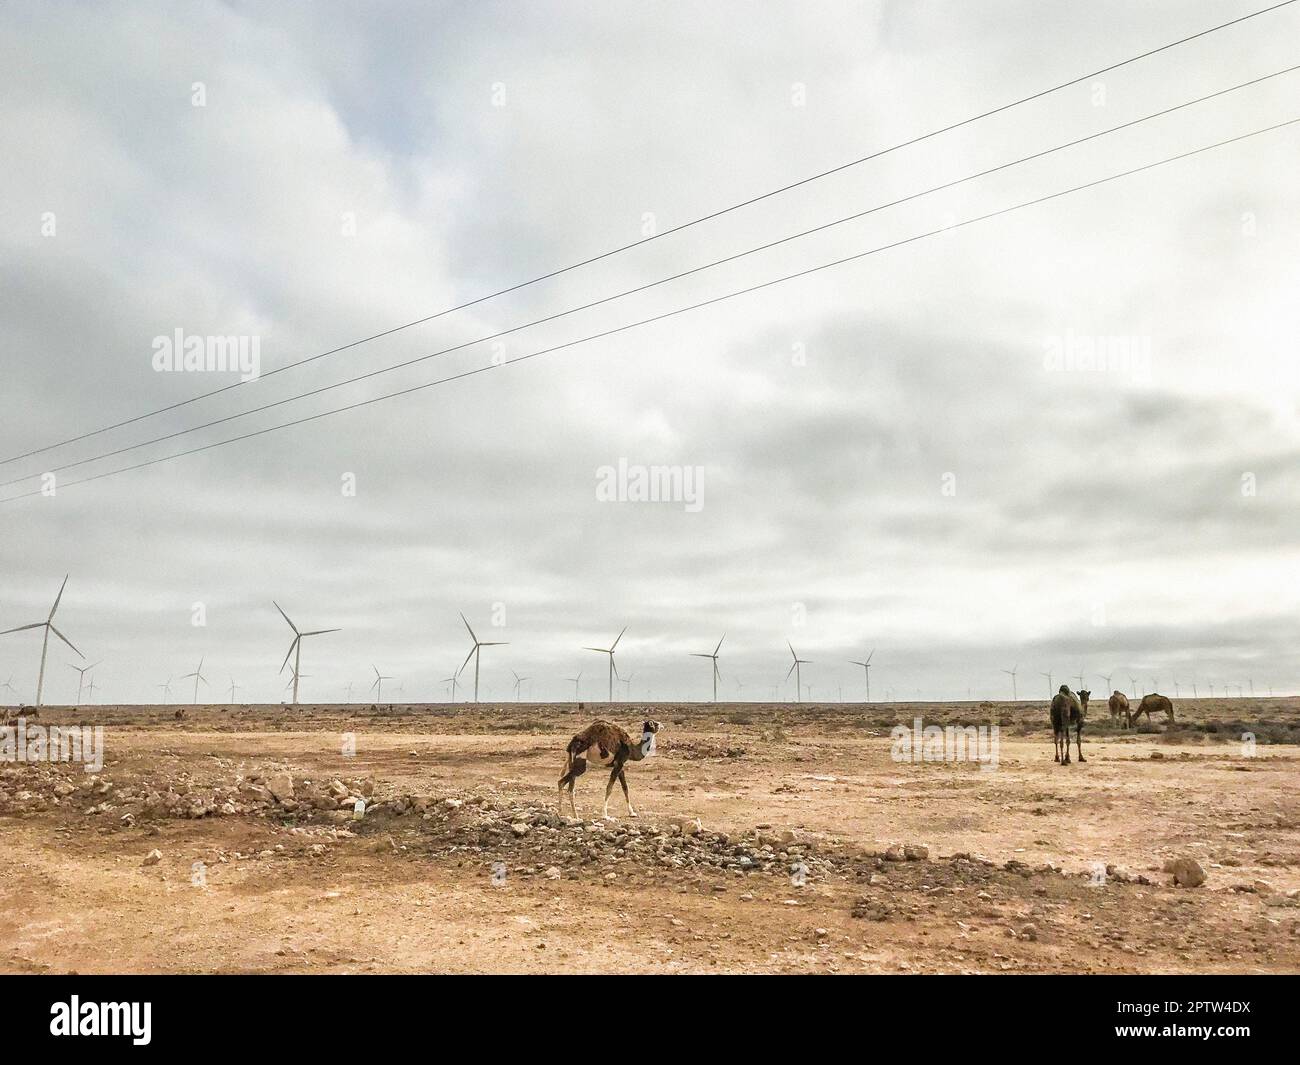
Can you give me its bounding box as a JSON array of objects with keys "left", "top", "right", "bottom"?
[{"left": 2, "top": 698, "right": 1298, "bottom": 974}]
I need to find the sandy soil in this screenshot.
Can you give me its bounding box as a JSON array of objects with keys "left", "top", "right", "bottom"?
[{"left": 1, "top": 698, "right": 1298, "bottom": 973}]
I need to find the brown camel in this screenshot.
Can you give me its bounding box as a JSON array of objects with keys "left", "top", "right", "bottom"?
[
  {"left": 1129, "top": 692, "right": 1174, "bottom": 727},
  {"left": 558, "top": 718, "right": 661, "bottom": 818},
  {"left": 1050, "top": 685, "right": 1087, "bottom": 764},
  {"left": 1108, "top": 690, "right": 1129, "bottom": 727}
]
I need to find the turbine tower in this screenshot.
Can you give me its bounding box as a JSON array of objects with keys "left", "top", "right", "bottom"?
[
  {"left": 458, "top": 612, "right": 508, "bottom": 703},
  {"left": 566, "top": 671, "right": 582, "bottom": 702},
  {"left": 690, "top": 634, "right": 724, "bottom": 701},
  {"left": 512, "top": 670, "right": 529, "bottom": 702},
  {"left": 0, "top": 575, "right": 83, "bottom": 706},
  {"left": 785, "top": 642, "right": 810, "bottom": 703},
  {"left": 1002, "top": 663, "right": 1019, "bottom": 701},
  {"left": 583, "top": 626, "right": 626, "bottom": 702},
  {"left": 849, "top": 649, "right": 875, "bottom": 701},
  {"left": 228, "top": 678, "right": 241, "bottom": 704},
  {"left": 274, "top": 601, "right": 340, "bottom": 706},
  {"left": 1129, "top": 676, "right": 1138, "bottom": 698},
  {"left": 370, "top": 665, "right": 392, "bottom": 704},
  {"left": 181, "top": 657, "right": 208, "bottom": 704},
  {"left": 1040, "top": 670, "right": 1053, "bottom": 697}
]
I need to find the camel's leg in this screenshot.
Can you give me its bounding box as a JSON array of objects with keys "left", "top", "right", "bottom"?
[
  {"left": 1076, "top": 721, "right": 1086, "bottom": 762},
  {"left": 559, "top": 757, "right": 586, "bottom": 818},
  {"left": 602, "top": 767, "right": 622, "bottom": 819},
  {"left": 1061, "top": 727, "right": 1070, "bottom": 765},
  {"left": 1054, "top": 730, "right": 1061, "bottom": 763},
  {"left": 618, "top": 768, "right": 636, "bottom": 817}
]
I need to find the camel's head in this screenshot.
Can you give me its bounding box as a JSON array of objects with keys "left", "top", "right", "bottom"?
[
  {"left": 642, "top": 719, "right": 662, "bottom": 736},
  {"left": 1058, "top": 684, "right": 1071, "bottom": 695},
  {"left": 1078, "top": 689, "right": 1091, "bottom": 707}
]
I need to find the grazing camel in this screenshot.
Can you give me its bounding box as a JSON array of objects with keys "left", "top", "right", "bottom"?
[
  {"left": 558, "top": 718, "right": 661, "bottom": 819},
  {"left": 1049, "top": 685, "right": 1088, "bottom": 764},
  {"left": 1129, "top": 692, "right": 1174, "bottom": 727},
  {"left": 1108, "top": 690, "right": 1130, "bottom": 726}
]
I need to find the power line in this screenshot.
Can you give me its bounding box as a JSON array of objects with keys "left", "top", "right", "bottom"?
[
  {"left": 5, "top": 66, "right": 1295, "bottom": 489},
  {"left": 4, "top": 117, "right": 1294, "bottom": 505},
  {"left": 3, "top": 0, "right": 1294, "bottom": 469}
]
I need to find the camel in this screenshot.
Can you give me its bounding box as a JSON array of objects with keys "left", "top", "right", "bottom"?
[
  {"left": 1108, "top": 690, "right": 1129, "bottom": 727},
  {"left": 558, "top": 718, "right": 661, "bottom": 819},
  {"left": 1049, "top": 685, "right": 1088, "bottom": 764},
  {"left": 1129, "top": 692, "right": 1174, "bottom": 727}
]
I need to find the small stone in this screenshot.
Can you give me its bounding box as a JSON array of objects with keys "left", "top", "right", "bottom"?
[
  {"left": 142, "top": 849, "right": 162, "bottom": 867},
  {"left": 510, "top": 822, "right": 530, "bottom": 837},
  {"left": 1166, "top": 858, "right": 1206, "bottom": 888}
]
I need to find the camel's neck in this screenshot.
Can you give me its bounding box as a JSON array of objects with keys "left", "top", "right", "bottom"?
[{"left": 631, "top": 731, "right": 655, "bottom": 760}]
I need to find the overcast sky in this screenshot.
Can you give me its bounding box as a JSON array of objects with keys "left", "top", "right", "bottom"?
[{"left": 1, "top": 0, "right": 1296, "bottom": 706}]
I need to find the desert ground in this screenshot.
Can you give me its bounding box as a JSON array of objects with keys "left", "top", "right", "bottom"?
[{"left": 1, "top": 697, "right": 1298, "bottom": 974}]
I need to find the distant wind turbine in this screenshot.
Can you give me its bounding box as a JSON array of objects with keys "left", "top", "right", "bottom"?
[
  {"left": 622, "top": 672, "right": 634, "bottom": 700},
  {"left": 0, "top": 575, "right": 83, "bottom": 706},
  {"left": 85, "top": 676, "right": 99, "bottom": 703},
  {"left": 849, "top": 649, "right": 875, "bottom": 701},
  {"left": 584, "top": 626, "right": 626, "bottom": 702},
  {"left": 68, "top": 660, "right": 102, "bottom": 706},
  {"left": 228, "top": 677, "right": 241, "bottom": 704},
  {"left": 1098, "top": 671, "right": 1114, "bottom": 693},
  {"left": 1, "top": 676, "right": 19, "bottom": 703},
  {"left": 1002, "top": 663, "right": 1019, "bottom": 701},
  {"left": 566, "top": 671, "right": 582, "bottom": 702},
  {"left": 512, "top": 670, "right": 529, "bottom": 702},
  {"left": 785, "top": 642, "right": 810, "bottom": 703},
  {"left": 1129, "top": 676, "right": 1138, "bottom": 698},
  {"left": 690, "top": 634, "right": 724, "bottom": 701},
  {"left": 370, "top": 665, "right": 392, "bottom": 704},
  {"left": 274, "top": 601, "right": 340, "bottom": 706},
  {"left": 458, "top": 613, "right": 508, "bottom": 703},
  {"left": 443, "top": 673, "right": 460, "bottom": 703},
  {"left": 1040, "top": 670, "right": 1053, "bottom": 696},
  {"left": 157, "top": 676, "right": 173, "bottom": 701},
  {"left": 1074, "top": 669, "right": 1085, "bottom": 691},
  {"left": 1173, "top": 678, "right": 1181, "bottom": 698},
  {"left": 181, "top": 657, "right": 209, "bottom": 704}
]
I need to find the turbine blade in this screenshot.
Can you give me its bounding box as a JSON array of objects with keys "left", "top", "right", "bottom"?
[
  {"left": 0, "top": 622, "right": 45, "bottom": 635},
  {"left": 460, "top": 613, "right": 477, "bottom": 643},
  {"left": 272, "top": 601, "right": 299, "bottom": 635},
  {"left": 787, "top": 640, "right": 797, "bottom": 660},
  {"left": 480, "top": 641, "right": 508, "bottom": 647},
  {"left": 302, "top": 628, "right": 341, "bottom": 636},
  {"left": 611, "top": 626, "right": 627, "bottom": 651},
  {"left": 785, "top": 661, "right": 797, "bottom": 681},
  {"left": 457, "top": 646, "right": 476, "bottom": 676},
  {"left": 280, "top": 636, "right": 299, "bottom": 674},
  {"left": 49, "top": 624, "right": 83, "bottom": 658},
  {"left": 49, "top": 574, "right": 69, "bottom": 620},
  {"left": 582, "top": 647, "right": 607, "bottom": 654},
  {"left": 714, "top": 633, "right": 725, "bottom": 655}
]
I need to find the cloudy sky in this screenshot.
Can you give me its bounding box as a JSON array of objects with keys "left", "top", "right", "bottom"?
[{"left": 1, "top": 0, "right": 1296, "bottom": 706}]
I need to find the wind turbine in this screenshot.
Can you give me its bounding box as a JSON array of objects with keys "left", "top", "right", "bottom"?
[
  {"left": 1040, "top": 670, "right": 1053, "bottom": 696},
  {"left": 1129, "top": 676, "right": 1138, "bottom": 698},
  {"left": 228, "top": 677, "right": 241, "bottom": 704},
  {"left": 1098, "top": 671, "right": 1114, "bottom": 694},
  {"left": 344, "top": 681, "right": 354, "bottom": 703},
  {"left": 1, "top": 676, "right": 18, "bottom": 703},
  {"left": 785, "top": 642, "right": 810, "bottom": 703},
  {"left": 370, "top": 665, "right": 392, "bottom": 704},
  {"left": 0, "top": 575, "right": 83, "bottom": 706},
  {"left": 458, "top": 613, "right": 508, "bottom": 703},
  {"left": 622, "top": 672, "right": 635, "bottom": 700},
  {"left": 68, "top": 660, "right": 102, "bottom": 705},
  {"left": 1174, "top": 678, "right": 1181, "bottom": 698},
  {"left": 1074, "top": 669, "right": 1085, "bottom": 691},
  {"left": 849, "top": 649, "right": 875, "bottom": 701},
  {"left": 1249, "top": 679, "right": 1256, "bottom": 697},
  {"left": 157, "top": 676, "right": 173, "bottom": 701},
  {"left": 690, "top": 634, "right": 724, "bottom": 701},
  {"left": 181, "top": 657, "right": 209, "bottom": 704},
  {"left": 1191, "top": 678, "right": 1198, "bottom": 698},
  {"left": 443, "top": 673, "right": 460, "bottom": 703},
  {"left": 274, "top": 601, "right": 340, "bottom": 706},
  {"left": 512, "top": 670, "right": 529, "bottom": 702},
  {"left": 567, "top": 671, "right": 582, "bottom": 702},
  {"left": 1002, "top": 663, "right": 1019, "bottom": 701},
  {"left": 85, "top": 676, "right": 99, "bottom": 703},
  {"left": 583, "top": 626, "right": 626, "bottom": 702}
]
